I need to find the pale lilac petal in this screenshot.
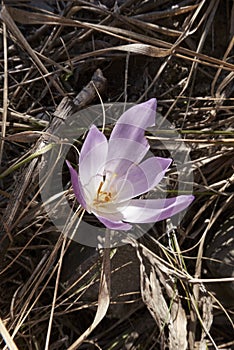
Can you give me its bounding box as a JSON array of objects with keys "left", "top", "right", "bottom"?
[
  {"left": 115, "top": 157, "right": 172, "bottom": 202},
  {"left": 91, "top": 197, "right": 130, "bottom": 221},
  {"left": 110, "top": 124, "right": 149, "bottom": 147},
  {"left": 66, "top": 160, "right": 88, "bottom": 210},
  {"left": 104, "top": 158, "right": 134, "bottom": 180},
  {"left": 96, "top": 215, "right": 132, "bottom": 231},
  {"left": 111, "top": 98, "right": 156, "bottom": 135},
  {"left": 122, "top": 195, "right": 194, "bottom": 223},
  {"left": 79, "top": 125, "right": 108, "bottom": 193},
  {"left": 106, "top": 99, "right": 157, "bottom": 174},
  {"left": 80, "top": 125, "right": 107, "bottom": 163},
  {"left": 105, "top": 139, "right": 150, "bottom": 177}
]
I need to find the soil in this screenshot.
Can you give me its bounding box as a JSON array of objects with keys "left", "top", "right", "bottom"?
[{"left": 0, "top": 1, "right": 234, "bottom": 349}]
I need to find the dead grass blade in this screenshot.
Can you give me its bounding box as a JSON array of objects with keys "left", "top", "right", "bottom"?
[
  {"left": 0, "top": 318, "right": 19, "bottom": 350},
  {"left": 211, "top": 36, "right": 234, "bottom": 96},
  {"left": 0, "top": 5, "right": 64, "bottom": 96},
  {"left": 67, "top": 232, "right": 111, "bottom": 350},
  {"left": 0, "top": 20, "right": 8, "bottom": 165},
  {"left": 44, "top": 236, "right": 67, "bottom": 350},
  {"left": 5, "top": 6, "right": 234, "bottom": 71},
  {"left": 0, "top": 69, "right": 106, "bottom": 264},
  {"left": 132, "top": 2, "right": 199, "bottom": 20}
]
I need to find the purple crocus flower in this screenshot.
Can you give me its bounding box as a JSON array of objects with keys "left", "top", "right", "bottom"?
[{"left": 66, "top": 99, "right": 194, "bottom": 231}]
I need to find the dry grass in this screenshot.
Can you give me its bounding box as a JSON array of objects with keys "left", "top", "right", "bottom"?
[{"left": 0, "top": 1, "right": 234, "bottom": 349}]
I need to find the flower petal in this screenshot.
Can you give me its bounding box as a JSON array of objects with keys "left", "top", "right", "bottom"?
[
  {"left": 122, "top": 195, "right": 194, "bottom": 223},
  {"left": 96, "top": 214, "right": 132, "bottom": 231},
  {"left": 79, "top": 125, "right": 108, "bottom": 195},
  {"left": 111, "top": 98, "right": 156, "bottom": 134},
  {"left": 114, "top": 157, "right": 172, "bottom": 202},
  {"left": 80, "top": 125, "right": 107, "bottom": 164},
  {"left": 105, "top": 139, "right": 151, "bottom": 178},
  {"left": 106, "top": 99, "right": 157, "bottom": 175},
  {"left": 91, "top": 200, "right": 130, "bottom": 220},
  {"left": 66, "top": 160, "right": 88, "bottom": 210}
]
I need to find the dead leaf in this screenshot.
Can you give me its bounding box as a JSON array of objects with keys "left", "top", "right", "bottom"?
[{"left": 67, "top": 233, "right": 111, "bottom": 350}]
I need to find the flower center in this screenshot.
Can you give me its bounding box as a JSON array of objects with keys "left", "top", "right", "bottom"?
[{"left": 93, "top": 181, "right": 112, "bottom": 206}]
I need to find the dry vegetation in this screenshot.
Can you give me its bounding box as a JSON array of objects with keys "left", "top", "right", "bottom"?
[{"left": 0, "top": 0, "right": 234, "bottom": 349}]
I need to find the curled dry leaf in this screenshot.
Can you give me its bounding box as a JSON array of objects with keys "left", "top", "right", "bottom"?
[{"left": 135, "top": 242, "right": 188, "bottom": 350}]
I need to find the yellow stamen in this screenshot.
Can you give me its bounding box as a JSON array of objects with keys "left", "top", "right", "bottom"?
[
  {"left": 94, "top": 181, "right": 112, "bottom": 205},
  {"left": 97, "top": 181, "right": 104, "bottom": 200}
]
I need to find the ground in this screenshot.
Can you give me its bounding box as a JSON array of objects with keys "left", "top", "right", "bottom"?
[{"left": 0, "top": 1, "right": 234, "bottom": 349}]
